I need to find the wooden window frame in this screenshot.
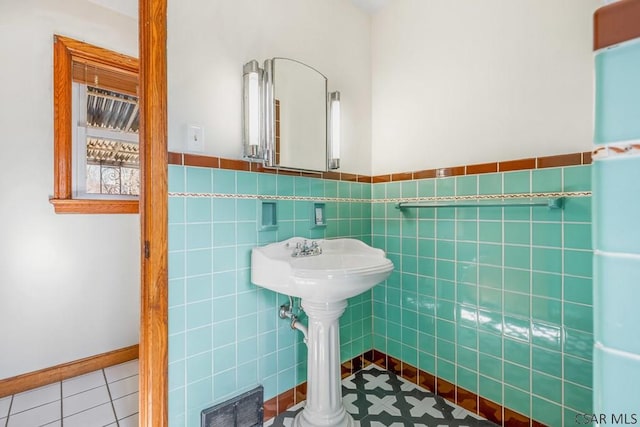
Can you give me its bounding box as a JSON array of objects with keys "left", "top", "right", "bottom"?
[{"left": 50, "top": 35, "right": 140, "bottom": 214}]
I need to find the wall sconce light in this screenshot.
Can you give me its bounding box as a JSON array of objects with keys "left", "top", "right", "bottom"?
[
  {"left": 243, "top": 60, "right": 262, "bottom": 159},
  {"left": 262, "top": 59, "right": 276, "bottom": 167},
  {"left": 328, "top": 91, "right": 341, "bottom": 170}
]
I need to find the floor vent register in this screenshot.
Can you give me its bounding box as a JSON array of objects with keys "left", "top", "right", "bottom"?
[{"left": 201, "top": 386, "right": 264, "bottom": 427}]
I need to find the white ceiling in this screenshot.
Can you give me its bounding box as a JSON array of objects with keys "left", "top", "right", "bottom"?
[
  {"left": 87, "top": 0, "right": 388, "bottom": 19},
  {"left": 350, "top": 0, "right": 390, "bottom": 15},
  {"left": 85, "top": 0, "right": 610, "bottom": 20}
]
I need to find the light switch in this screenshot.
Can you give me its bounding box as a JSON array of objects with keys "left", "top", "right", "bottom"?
[{"left": 186, "top": 124, "right": 204, "bottom": 152}]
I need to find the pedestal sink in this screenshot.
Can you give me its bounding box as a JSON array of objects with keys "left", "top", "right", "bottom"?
[{"left": 251, "top": 237, "right": 393, "bottom": 427}]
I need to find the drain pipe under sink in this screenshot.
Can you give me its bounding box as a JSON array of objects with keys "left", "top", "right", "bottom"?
[
  {"left": 280, "top": 296, "right": 309, "bottom": 344},
  {"left": 291, "top": 318, "right": 309, "bottom": 344}
]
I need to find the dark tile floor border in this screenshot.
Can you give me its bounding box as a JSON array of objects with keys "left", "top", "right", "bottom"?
[{"left": 263, "top": 349, "right": 548, "bottom": 426}]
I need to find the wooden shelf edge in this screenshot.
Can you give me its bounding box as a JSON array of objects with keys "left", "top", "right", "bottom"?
[{"left": 49, "top": 198, "right": 139, "bottom": 214}]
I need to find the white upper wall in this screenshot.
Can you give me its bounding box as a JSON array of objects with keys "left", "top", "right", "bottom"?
[
  {"left": 0, "top": 0, "right": 139, "bottom": 379},
  {"left": 0, "top": 0, "right": 603, "bottom": 379},
  {"left": 168, "top": 0, "right": 373, "bottom": 175},
  {"left": 371, "top": 0, "right": 600, "bottom": 174},
  {"left": 169, "top": 0, "right": 599, "bottom": 176}
]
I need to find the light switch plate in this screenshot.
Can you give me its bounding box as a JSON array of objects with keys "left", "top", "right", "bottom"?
[{"left": 186, "top": 124, "right": 204, "bottom": 152}]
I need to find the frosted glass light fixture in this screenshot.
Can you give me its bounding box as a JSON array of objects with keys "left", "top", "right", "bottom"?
[
  {"left": 243, "top": 60, "right": 262, "bottom": 159},
  {"left": 262, "top": 59, "right": 276, "bottom": 167},
  {"left": 328, "top": 91, "right": 341, "bottom": 170}
]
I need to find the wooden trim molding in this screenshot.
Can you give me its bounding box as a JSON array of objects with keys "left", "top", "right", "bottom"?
[
  {"left": 50, "top": 199, "right": 138, "bottom": 214},
  {"left": 54, "top": 35, "right": 138, "bottom": 76},
  {"left": 53, "top": 36, "right": 73, "bottom": 201},
  {"left": 139, "top": 0, "right": 169, "bottom": 425},
  {"left": 0, "top": 345, "right": 138, "bottom": 399},
  {"left": 51, "top": 35, "right": 140, "bottom": 214},
  {"left": 594, "top": 0, "right": 640, "bottom": 51}
]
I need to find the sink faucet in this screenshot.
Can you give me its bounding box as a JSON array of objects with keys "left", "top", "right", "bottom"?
[{"left": 291, "top": 240, "right": 322, "bottom": 257}]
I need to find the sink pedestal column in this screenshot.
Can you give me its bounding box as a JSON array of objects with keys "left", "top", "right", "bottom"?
[{"left": 293, "top": 300, "right": 353, "bottom": 427}]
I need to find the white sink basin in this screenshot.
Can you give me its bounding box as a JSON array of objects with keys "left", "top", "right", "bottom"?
[{"left": 251, "top": 237, "right": 393, "bottom": 303}]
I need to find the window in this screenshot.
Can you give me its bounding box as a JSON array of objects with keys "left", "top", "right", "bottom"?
[
  {"left": 77, "top": 85, "right": 140, "bottom": 196},
  {"left": 50, "top": 35, "right": 140, "bottom": 214}
]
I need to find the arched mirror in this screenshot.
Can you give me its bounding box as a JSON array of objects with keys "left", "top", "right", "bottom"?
[{"left": 243, "top": 57, "right": 340, "bottom": 172}]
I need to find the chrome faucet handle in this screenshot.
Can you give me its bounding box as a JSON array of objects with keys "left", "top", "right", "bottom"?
[
  {"left": 291, "top": 239, "right": 322, "bottom": 257},
  {"left": 292, "top": 241, "right": 302, "bottom": 257}
]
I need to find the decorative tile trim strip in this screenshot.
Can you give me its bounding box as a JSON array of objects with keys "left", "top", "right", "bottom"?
[
  {"left": 168, "top": 192, "right": 370, "bottom": 203},
  {"left": 372, "top": 151, "right": 591, "bottom": 183},
  {"left": 169, "top": 150, "right": 591, "bottom": 184},
  {"left": 537, "top": 152, "right": 582, "bottom": 169},
  {"left": 594, "top": 0, "right": 640, "bottom": 51},
  {"left": 372, "top": 191, "right": 592, "bottom": 204},
  {"left": 369, "top": 350, "right": 546, "bottom": 427},
  {"left": 168, "top": 152, "right": 372, "bottom": 182},
  {"left": 168, "top": 190, "right": 591, "bottom": 204},
  {"left": 592, "top": 142, "right": 640, "bottom": 160}
]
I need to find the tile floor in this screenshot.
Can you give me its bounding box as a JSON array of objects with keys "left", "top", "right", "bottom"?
[
  {"left": 266, "top": 365, "right": 498, "bottom": 427},
  {"left": 0, "top": 360, "right": 139, "bottom": 427},
  {"left": 2, "top": 360, "right": 496, "bottom": 426}
]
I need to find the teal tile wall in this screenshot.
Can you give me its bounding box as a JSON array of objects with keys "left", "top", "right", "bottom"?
[
  {"left": 592, "top": 154, "right": 640, "bottom": 417},
  {"left": 371, "top": 165, "right": 593, "bottom": 426},
  {"left": 168, "top": 166, "right": 372, "bottom": 426},
  {"left": 169, "top": 162, "right": 593, "bottom": 426},
  {"left": 594, "top": 38, "right": 640, "bottom": 144},
  {"left": 594, "top": 36, "right": 640, "bottom": 416}
]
